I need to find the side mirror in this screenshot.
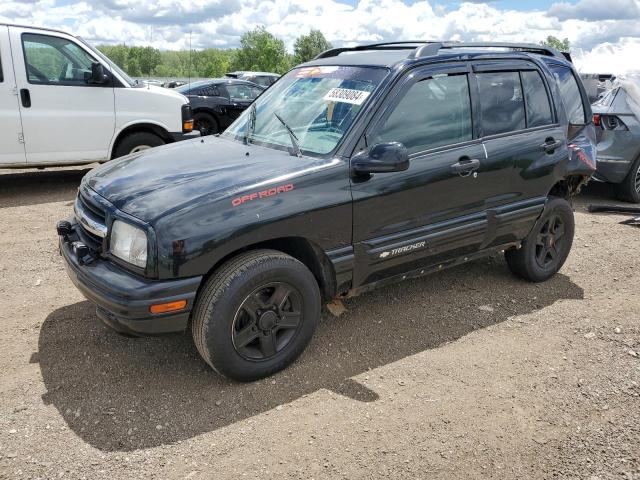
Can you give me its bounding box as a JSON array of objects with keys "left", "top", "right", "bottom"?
[
  {"left": 351, "top": 142, "right": 409, "bottom": 175},
  {"left": 88, "top": 62, "right": 109, "bottom": 85}
]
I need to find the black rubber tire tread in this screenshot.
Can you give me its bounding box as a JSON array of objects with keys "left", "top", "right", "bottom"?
[
  {"left": 613, "top": 156, "right": 640, "bottom": 203},
  {"left": 113, "top": 132, "right": 164, "bottom": 159},
  {"left": 193, "top": 112, "right": 219, "bottom": 136},
  {"left": 505, "top": 196, "right": 575, "bottom": 283},
  {"left": 191, "top": 249, "right": 320, "bottom": 381}
]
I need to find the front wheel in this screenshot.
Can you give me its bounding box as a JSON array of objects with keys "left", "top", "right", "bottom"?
[
  {"left": 193, "top": 112, "right": 219, "bottom": 136},
  {"left": 191, "top": 250, "right": 321, "bottom": 381},
  {"left": 505, "top": 197, "right": 575, "bottom": 282},
  {"left": 113, "top": 132, "right": 164, "bottom": 159}
]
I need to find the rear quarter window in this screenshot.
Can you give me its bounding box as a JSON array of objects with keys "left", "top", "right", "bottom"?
[{"left": 548, "top": 64, "right": 586, "bottom": 124}]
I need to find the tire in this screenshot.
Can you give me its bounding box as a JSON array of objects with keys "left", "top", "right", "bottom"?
[
  {"left": 193, "top": 112, "right": 219, "bottom": 136},
  {"left": 113, "top": 132, "right": 164, "bottom": 159},
  {"left": 191, "top": 249, "right": 321, "bottom": 382},
  {"left": 614, "top": 156, "right": 640, "bottom": 203},
  {"left": 505, "top": 197, "right": 575, "bottom": 282}
]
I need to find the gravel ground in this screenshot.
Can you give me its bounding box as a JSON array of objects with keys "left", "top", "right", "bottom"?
[{"left": 0, "top": 167, "right": 638, "bottom": 479}]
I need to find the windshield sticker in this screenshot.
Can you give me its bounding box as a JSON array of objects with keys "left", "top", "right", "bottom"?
[
  {"left": 296, "top": 66, "right": 339, "bottom": 78},
  {"left": 323, "top": 87, "right": 370, "bottom": 105}
]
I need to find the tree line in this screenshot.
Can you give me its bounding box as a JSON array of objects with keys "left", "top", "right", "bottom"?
[{"left": 97, "top": 27, "right": 332, "bottom": 78}]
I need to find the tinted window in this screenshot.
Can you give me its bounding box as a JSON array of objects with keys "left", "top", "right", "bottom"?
[
  {"left": 521, "top": 70, "right": 553, "bottom": 127},
  {"left": 226, "top": 84, "right": 261, "bottom": 101},
  {"left": 22, "top": 33, "right": 98, "bottom": 86},
  {"left": 373, "top": 74, "right": 472, "bottom": 154},
  {"left": 0, "top": 52, "right": 3, "bottom": 82},
  {"left": 548, "top": 64, "right": 586, "bottom": 124},
  {"left": 477, "top": 72, "right": 526, "bottom": 136}
]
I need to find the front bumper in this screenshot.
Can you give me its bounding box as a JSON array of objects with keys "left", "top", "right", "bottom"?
[
  {"left": 59, "top": 223, "right": 202, "bottom": 335},
  {"left": 170, "top": 130, "right": 200, "bottom": 142}
]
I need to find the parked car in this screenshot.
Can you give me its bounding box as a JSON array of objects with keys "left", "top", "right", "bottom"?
[
  {"left": 0, "top": 23, "right": 198, "bottom": 167},
  {"left": 591, "top": 79, "right": 640, "bottom": 202},
  {"left": 162, "top": 80, "right": 186, "bottom": 89},
  {"left": 225, "top": 71, "right": 280, "bottom": 87},
  {"left": 58, "top": 42, "right": 595, "bottom": 381},
  {"left": 176, "top": 79, "right": 265, "bottom": 135}
]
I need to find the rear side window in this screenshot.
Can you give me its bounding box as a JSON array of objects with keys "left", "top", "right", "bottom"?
[
  {"left": 548, "top": 64, "right": 586, "bottom": 125},
  {"left": 521, "top": 70, "right": 554, "bottom": 127},
  {"left": 373, "top": 74, "right": 472, "bottom": 154},
  {"left": 476, "top": 72, "right": 526, "bottom": 136}
]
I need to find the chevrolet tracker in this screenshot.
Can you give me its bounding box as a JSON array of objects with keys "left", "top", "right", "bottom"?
[{"left": 57, "top": 42, "right": 596, "bottom": 381}]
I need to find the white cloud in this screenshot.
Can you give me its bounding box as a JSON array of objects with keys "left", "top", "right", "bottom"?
[{"left": 1, "top": 0, "right": 639, "bottom": 74}]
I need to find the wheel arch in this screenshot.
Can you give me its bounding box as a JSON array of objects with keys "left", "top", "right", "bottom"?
[
  {"left": 548, "top": 174, "right": 590, "bottom": 200},
  {"left": 109, "top": 122, "right": 173, "bottom": 160},
  {"left": 200, "top": 237, "right": 337, "bottom": 302}
]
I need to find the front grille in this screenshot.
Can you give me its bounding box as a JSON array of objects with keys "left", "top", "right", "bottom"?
[{"left": 74, "top": 192, "right": 107, "bottom": 252}]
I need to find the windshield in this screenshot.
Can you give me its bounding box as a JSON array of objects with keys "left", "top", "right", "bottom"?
[
  {"left": 222, "top": 66, "right": 388, "bottom": 156},
  {"left": 77, "top": 37, "right": 136, "bottom": 87}
]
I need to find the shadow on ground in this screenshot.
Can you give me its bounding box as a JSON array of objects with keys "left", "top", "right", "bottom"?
[
  {"left": 36, "top": 257, "right": 583, "bottom": 452},
  {"left": 0, "top": 167, "right": 91, "bottom": 208}
]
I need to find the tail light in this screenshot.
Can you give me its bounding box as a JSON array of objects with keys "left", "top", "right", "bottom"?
[{"left": 595, "top": 114, "right": 628, "bottom": 131}]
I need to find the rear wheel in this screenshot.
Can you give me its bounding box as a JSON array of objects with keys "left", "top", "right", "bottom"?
[
  {"left": 191, "top": 250, "right": 321, "bottom": 381},
  {"left": 113, "top": 132, "right": 164, "bottom": 159},
  {"left": 505, "top": 197, "right": 575, "bottom": 282},
  {"left": 614, "top": 156, "right": 640, "bottom": 203},
  {"left": 193, "top": 112, "right": 219, "bottom": 136}
]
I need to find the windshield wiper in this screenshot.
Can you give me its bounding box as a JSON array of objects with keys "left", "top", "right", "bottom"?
[
  {"left": 244, "top": 102, "right": 257, "bottom": 145},
  {"left": 274, "top": 112, "right": 302, "bottom": 157}
]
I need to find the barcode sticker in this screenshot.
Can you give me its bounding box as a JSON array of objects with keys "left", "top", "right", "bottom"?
[{"left": 323, "top": 87, "right": 371, "bottom": 105}]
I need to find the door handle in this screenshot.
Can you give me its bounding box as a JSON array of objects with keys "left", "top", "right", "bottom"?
[
  {"left": 451, "top": 158, "right": 480, "bottom": 176},
  {"left": 20, "top": 89, "right": 31, "bottom": 108},
  {"left": 540, "top": 138, "right": 563, "bottom": 153}
]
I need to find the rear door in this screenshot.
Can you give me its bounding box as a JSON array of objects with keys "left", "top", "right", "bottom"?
[
  {"left": 351, "top": 63, "right": 515, "bottom": 287},
  {"left": 0, "top": 26, "right": 26, "bottom": 165},
  {"left": 10, "top": 27, "right": 115, "bottom": 164},
  {"left": 473, "top": 62, "right": 567, "bottom": 245}
]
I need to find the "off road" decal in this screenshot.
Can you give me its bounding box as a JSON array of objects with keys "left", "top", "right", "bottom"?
[{"left": 232, "top": 183, "right": 294, "bottom": 207}]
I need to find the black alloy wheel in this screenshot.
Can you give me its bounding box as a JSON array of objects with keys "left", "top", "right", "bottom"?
[
  {"left": 232, "top": 282, "right": 303, "bottom": 360},
  {"left": 534, "top": 214, "right": 567, "bottom": 269}
]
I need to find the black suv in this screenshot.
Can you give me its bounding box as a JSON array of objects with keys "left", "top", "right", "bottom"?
[{"left": 58, "top": 42, "right": 596, "bottom": 381}]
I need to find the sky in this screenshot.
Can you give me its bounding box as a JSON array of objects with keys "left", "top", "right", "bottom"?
[{"left": 1, "top": 0, "right": 639, "bottom": 74}]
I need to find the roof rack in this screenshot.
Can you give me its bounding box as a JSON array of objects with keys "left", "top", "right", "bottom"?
[{"left": 315, "top": 41, "right": 568, "bottom": 61}]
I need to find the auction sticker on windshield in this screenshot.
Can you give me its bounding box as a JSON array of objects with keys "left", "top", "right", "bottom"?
[{"left": 323, "top": 87, "right": 371, "bottom": 105}]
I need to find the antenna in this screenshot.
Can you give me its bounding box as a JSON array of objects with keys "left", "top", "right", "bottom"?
[{"left": 188, "top": 31, "right": 192, "bottom": 87}]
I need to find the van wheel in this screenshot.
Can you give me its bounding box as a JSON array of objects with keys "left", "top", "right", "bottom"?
[
  {"left": 193, "top": 112, "right": 218, "bottom": 136},
  {"left": 192, "top": 250, "right": 321, "bottom": 382},
  {"left": 614, "top": 156, "right": 640, "bottom": 203},
  {"left": 505, "top": 197, "right": 575, "bottom": 282},
  {"left": 113, "top": 132, "right": 164, "bottom": 159}
]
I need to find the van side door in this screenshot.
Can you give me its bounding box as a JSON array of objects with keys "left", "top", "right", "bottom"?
[
  {"left": 0, "top": 26, "right": 26, "bottom": 166},
  {"left": 9, "top": 27, "right": 115, "bottom": 165}
]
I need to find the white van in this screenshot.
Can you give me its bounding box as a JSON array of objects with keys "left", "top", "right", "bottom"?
[{"left": 0, "top": 23, "right": 198, "bottom": 167}]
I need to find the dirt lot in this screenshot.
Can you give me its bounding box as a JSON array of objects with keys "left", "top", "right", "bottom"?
[{"left": 0, "top": 167, "right": 638, "bottom": 479}]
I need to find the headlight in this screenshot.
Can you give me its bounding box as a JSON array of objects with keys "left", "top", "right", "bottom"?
[{"left": 110, "top": 220, "right": 148, "bottom": 268}]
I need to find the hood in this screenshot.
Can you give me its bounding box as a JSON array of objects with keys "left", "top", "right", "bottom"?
[
  {"left": 139, "top": 84, "right": 188, "bottom": 103},
  {"left": 85, "top": 136, "right": 331, "bottom": 222}
]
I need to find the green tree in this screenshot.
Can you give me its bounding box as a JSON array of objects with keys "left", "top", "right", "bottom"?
[
  {"left": 233, "top": 26, "right": 291, "bottom": 74},
  {"left": 541, "top": 36, "right": 570, "bottom": 52},
  {"left": 293, "top": 30, "right": 332, "bottom": 65}
]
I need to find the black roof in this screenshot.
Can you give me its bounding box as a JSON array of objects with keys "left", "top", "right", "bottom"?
[{"left": 303, "top": 41, "right": 571, "bottom": 69}]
